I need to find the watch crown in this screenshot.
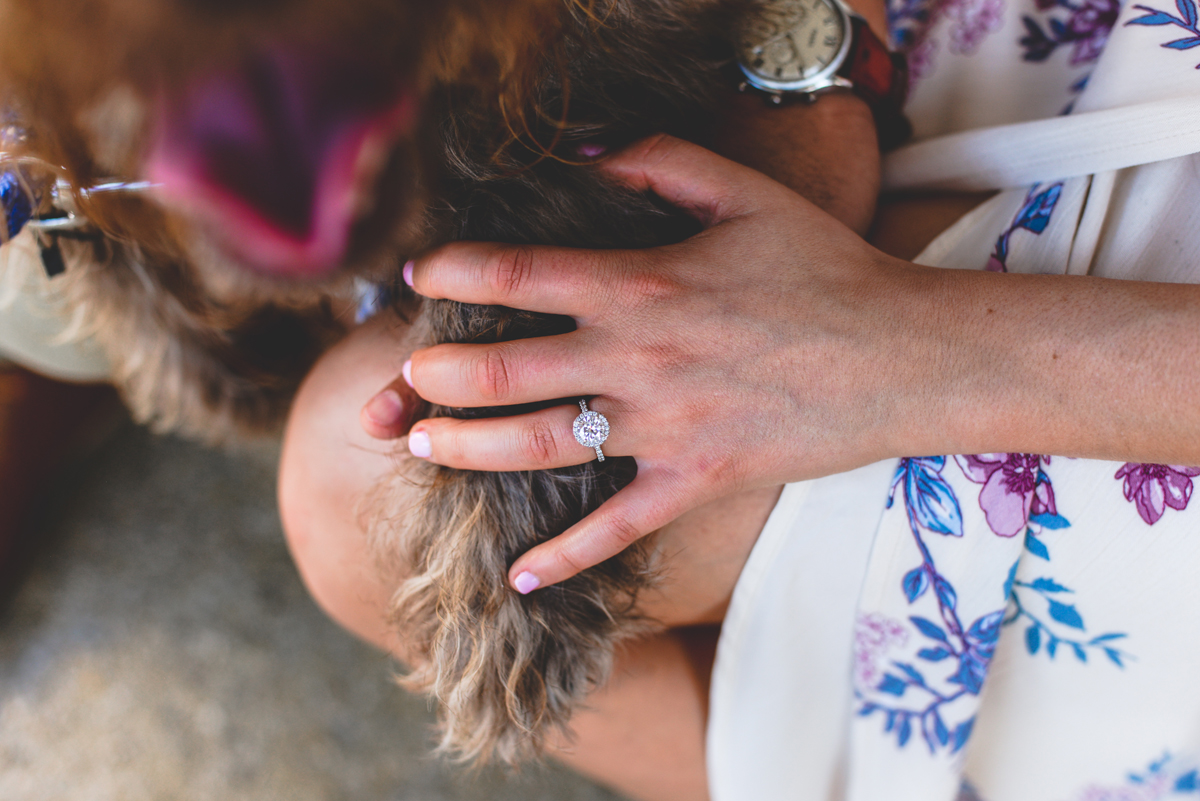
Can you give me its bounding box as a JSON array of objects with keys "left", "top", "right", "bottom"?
[{"left": 770, "top": 93, "right": 783, "bottom": 105}]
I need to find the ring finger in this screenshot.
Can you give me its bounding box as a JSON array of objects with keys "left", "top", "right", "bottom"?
[{"left": 406, "top": 400, "right": 626, "bottom": 472}]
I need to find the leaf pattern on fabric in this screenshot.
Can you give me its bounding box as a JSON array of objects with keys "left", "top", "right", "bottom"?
[
  {"left": 988, "top": 183, "right": 1064, "bottom": 271},
  {"left": 1068, "top": 753, "right": 1200, "bottom": 799},
  {"left": 1127, "top": 0, "right": 1200, "bottom": 67},
  {"left": 857, "top": 458, "right": 999, "bottom": 754},
  {"left": 861, "top": 452, "right": 1136, "bottom": 755},
  {"left": 946, "top": 455, "right": 1135, "bottom": 666}
]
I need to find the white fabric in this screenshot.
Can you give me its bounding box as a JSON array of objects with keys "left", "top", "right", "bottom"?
[
  {"left": 882, "top": 96, "right": 1200, "bottom": 192},
  {"left": 709, "top": 1, "right": 1200, "bottom": 799},
  {"left": 0, "top": 230, "right": 110, "bottom": 382},
  {"left": 708, "top": 466, "right": 892, "bottom": 801}
]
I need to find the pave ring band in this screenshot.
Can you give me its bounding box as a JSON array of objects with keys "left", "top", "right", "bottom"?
[{"left": 572, "top": 399, "right": 610, "bottom": 463}]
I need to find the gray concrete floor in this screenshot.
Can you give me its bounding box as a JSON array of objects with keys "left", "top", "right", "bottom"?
[{"left": 0, "top": 426, "right": 625, "bottom": 801}]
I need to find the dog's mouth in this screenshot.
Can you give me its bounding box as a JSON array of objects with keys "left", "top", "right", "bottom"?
[{"left": 147, "top": 47, "right": 416, "bottom": 279}]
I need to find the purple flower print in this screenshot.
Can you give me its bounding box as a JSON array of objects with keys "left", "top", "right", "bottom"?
[
  {"left": 907, "top": 38, "right": 939, "bottom": 81},
  {"left": 1068, "top": 752, "right": 1195, "bottom": 801},
  {"left": 1065, "top": 0, "right": 1120, "bottom": 64},
  {"left": 1114, "top": 463, "right": 1200, "bottom": 525},
  {"left": 956, "top": 454, "right": 1056, "bottom": 537},
  {"left": 947, "top": 0, "right": 1006, "bottom": 54},
  {"left": 1020, "top": 0, "right": 1118, "bottom": 63},
  {"left": 854, "top": 613, "right": 909, "bottom": 693},
  {"left": 1073, "top": 778, "right": 1170, "bottom": 801}
]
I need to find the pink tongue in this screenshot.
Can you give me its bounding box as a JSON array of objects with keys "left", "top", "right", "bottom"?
[{"left": 148, "top": 49, "right": 414, "bottom": 278}]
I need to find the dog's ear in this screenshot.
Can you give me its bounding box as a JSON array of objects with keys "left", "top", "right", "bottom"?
[{"left": 376, "top": 448, "right": 657, "bottom": 766}]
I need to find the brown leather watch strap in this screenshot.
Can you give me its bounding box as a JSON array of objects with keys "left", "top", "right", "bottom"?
[{"left": 838, "top": 16, "right": 912, "bottom": 150}]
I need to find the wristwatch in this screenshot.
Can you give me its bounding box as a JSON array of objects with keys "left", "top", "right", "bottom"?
[{"left": 733, "top": 0, "right": 912, "bottom": 149}]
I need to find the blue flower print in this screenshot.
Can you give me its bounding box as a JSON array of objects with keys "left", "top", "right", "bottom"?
[
  {"left": 1066, "top": 752, "right": 1200, "bottom": 799},
  {"left": 888, "top": 457, "right": 965, "bottom": 539},
  {"left": 860, "top": 458, "right": 1001, "bottom": 754},
  {"left": 987, "top": 183, "right": 1064, "bottom": 272}
]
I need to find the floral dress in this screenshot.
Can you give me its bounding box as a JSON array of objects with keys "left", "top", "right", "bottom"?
[{"left": 706, "top": 3, "right": 1200, "bottom": 800}]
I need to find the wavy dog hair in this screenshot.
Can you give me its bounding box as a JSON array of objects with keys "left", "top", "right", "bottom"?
[{"left": 0, "top": 0, "right": 740, "bottom": 763}]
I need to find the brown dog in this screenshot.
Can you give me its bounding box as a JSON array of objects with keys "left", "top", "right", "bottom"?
[{"left": 0, "top": 0, "right": 743, "bottom": 764}]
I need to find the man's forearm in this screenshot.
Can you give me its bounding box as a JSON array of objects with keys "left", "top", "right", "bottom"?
[
  {"left": 712, "top": 91, "right": 881, "bottom": 236},
  {"left": 709, "top": 0, "right": 888, "bottom": 235}
]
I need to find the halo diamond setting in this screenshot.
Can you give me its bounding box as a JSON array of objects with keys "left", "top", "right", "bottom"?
[{"left": 573, "top": 400, "right": 610, "bottom": 462}]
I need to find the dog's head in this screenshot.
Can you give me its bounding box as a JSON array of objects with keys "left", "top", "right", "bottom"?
[
  {"left": 0, "top": 0, "right": 732, "bottom": 766},
  {"left": 0, "top": 0, "right": 566, "bottom": 291},
  {"left": 0, "top": 0, "right": 589, "bottom": 438}
]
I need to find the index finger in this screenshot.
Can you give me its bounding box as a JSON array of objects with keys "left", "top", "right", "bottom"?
[
  {"left": 406, "top": 240, "right": 642, "bottom": 317},
  {"left": 507, "top": 467, "right": 701, "bottom": 592},
  {"left": 600, "top": 134, "right": 773, "bottom": 226}
]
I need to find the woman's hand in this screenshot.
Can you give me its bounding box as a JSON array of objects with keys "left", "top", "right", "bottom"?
[
  {"left": 363, "top": 134, "right": 1200, "bottom": 592},
  {"left": 371, "top": 135, "right": 945, "bottom": 592}
]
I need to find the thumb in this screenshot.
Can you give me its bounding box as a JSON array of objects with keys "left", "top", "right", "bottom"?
[
  {"left": 507, "top": 468, "right": 699, "bottom": 592},
  {"left": 601, "top": 134, "right": 775, "bottom": 226},
  {"left": 360, "top": 371, "right": 426, "bottom": 440}
]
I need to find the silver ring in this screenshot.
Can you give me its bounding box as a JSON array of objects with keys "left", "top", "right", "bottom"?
[{"left": 572, "top": 399, "right": 610, "bottom": 463}]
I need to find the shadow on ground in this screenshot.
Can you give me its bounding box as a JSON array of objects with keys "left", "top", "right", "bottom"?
[{"left": 0, "top": 426, "right": 625, "bottom": 801}]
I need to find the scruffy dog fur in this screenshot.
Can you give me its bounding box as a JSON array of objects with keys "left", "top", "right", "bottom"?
[{"left": 0, "top": 0, "right": 744, "bottom": 763}]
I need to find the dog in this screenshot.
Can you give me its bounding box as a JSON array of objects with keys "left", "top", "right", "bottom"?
[{"left": 0, "top": 0, "right": 745, "bottom": 764}]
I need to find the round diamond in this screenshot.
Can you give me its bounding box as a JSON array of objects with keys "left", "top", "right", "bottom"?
[{"left": 573, "top": 410, "right": 610, "bottom": 448}]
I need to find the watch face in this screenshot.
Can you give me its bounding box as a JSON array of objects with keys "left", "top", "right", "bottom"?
[{"left": 737, "top": 0, "right": 847, "bottom": 87}]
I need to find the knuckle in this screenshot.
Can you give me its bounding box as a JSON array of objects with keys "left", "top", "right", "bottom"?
[
  {"left": 438, "top": 423, "right": 468, "bottom": 463},
  {"left": 606, "top": 516, "right": 645, "bottom": 550},
  {"left": 518, "top": 418, "right": 561, "bottom": 465},
  {"left": 553, "top": 547, "right": 591, "bottom": 580},
  {"left": 487, "top": 246, "right": 537, "bottom": 299},
  {"left": 474, "top": 347, "right": 513, "bottom": 402},
  {"left": 639, "top": 133, "right": 681, "bottom": 166},
  {"left": 625, "top": 264, "right": 682, "bottom": 307},
  {"left": 619, "top": 336, "right": 689, "bottom": 381},
  {"left": 421, "top": 245, "right": 463, "bottom": 294},
  {"left": 693, "top": 449, "right": 742, "bottom": 488}
]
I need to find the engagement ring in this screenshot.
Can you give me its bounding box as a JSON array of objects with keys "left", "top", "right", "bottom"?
[{"left": 573, "top": 399, "right": 610, "bottom": 462}]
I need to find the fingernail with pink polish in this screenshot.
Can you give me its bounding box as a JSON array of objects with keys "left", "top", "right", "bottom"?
[
  {"left": 513, "top": 571, "right": 541, "bottom": 595},
  {"left": 403, "top": 260, "right": 415, "bottom": 288},
  {"left": 364, "top": 389, "right": 404, "bottom": 429},
  {"left": 402, "top": 360, "right": 413, "bottom": 388},
  {"left": 408, "top": 430, "right": 432, "bottom": 459},
  {"left": 578, "top": 143, "right": 607, "bottom": 158}
]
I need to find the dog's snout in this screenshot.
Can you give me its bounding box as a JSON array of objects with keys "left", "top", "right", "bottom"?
[{"left": 146, "top": 45, "right": 419, "bottom": 278}]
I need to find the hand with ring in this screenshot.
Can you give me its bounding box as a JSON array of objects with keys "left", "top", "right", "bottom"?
[
  {"left": 362, "top": 133, "right": 1200, "bottom": 593},
  {"left": 361, "top": 134, "right": 942, "bottom": 592}
]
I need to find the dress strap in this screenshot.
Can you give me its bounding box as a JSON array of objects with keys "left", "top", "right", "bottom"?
[{"left": 882, "top": 95, "right": 1200, "bottom": 193}]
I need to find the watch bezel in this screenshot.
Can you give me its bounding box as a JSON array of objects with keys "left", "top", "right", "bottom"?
[{"left": 735, "top": 0, "right": 856, "bottom": 95}]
